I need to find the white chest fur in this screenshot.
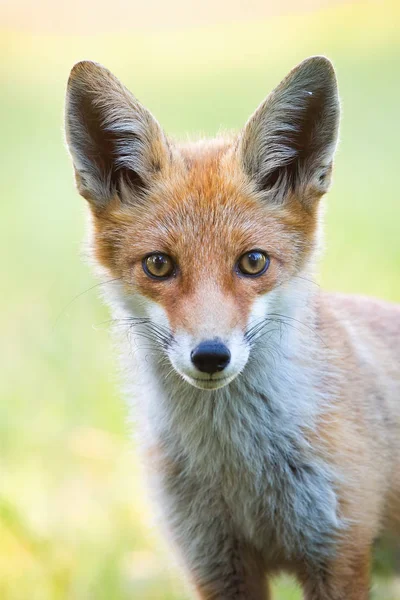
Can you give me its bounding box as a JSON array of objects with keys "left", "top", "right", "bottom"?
[{"left": 127, "top": 331, "right": 342, "bottom": 566}]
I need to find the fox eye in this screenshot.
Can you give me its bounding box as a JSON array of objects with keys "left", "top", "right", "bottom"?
[
  {"left": 143, "top": 253, "right": 175, "bottom": 279},
  {"left": 237, "top": 250, "right": 270, "bottom": 277}
]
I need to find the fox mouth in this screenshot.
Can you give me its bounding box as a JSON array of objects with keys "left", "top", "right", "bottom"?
[{"left": 182, "top": 373, "right": 238, "bottom": 390}]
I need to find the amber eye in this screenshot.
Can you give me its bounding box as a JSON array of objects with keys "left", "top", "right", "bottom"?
[
  {"left": 143, "top": 253, "right": 176, "bottom": 279},
  {"left": 237, "top": 250, "right": 270, "bottom": 277}
]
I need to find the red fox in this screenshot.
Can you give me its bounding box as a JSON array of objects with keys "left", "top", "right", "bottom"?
[{"left": 65, "top": 56, "right": 400, "bottom": 599}]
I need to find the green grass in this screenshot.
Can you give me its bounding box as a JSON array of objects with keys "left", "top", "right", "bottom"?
[{"left": 1, "top": 1, "right": 400, "bottom": 598}]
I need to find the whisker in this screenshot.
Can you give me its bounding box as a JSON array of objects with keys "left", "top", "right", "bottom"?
[
  {"left": 292, "top": 274, "right": 320, "bottom": 288},
  {"left": 267, "top": 313, "right": 326, "bottom": 346},
  {"left": 98, "top": 315, "right": 174, "bottom": 348},
  {"left": 53, "top": 277, "right": 122, "bottom": 329},
  {"left": 119, "top": 317, "right": 175, "bottom": 351},
  {"left": 245, "top": 312, "right": 326, "bottom": 347}
]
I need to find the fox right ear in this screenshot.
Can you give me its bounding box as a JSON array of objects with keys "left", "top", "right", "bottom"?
[
  {"left": 238, "top": 56, "right": 340, "bottom": 209},
  {"left": 65, "top": 61, "right": 170, "bottom": 208}
]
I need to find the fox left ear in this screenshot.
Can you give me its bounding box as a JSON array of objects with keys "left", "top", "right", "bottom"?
[
  {"left": 238, "top": 56, "right": 340, "bottom": 208},
  {"left": 65, "top": 61, "right": 170, "bottom": 209}
]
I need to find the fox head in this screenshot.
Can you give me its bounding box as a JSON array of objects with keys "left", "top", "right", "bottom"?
[{"left": 65, "top": 57, "right": 339, "bottom": 390}]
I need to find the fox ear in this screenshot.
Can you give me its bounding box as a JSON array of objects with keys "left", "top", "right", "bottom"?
[
  {"left": 65, "top": 61, "right": 170, "bottom": 208},
  {"left": 238, "top": 56, "right": 340, "bottom": 208}
]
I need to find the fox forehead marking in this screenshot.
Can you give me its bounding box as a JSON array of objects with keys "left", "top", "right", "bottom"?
[
  {"left": 90, "top": 141, "right": 319, "bottom": 335},
  {"left": 94, "top": 143, "right": 317, "bottom": 268}
]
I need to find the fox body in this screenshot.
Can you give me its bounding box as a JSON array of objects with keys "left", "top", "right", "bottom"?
[{"left": 65, "top": 57, "right": 400, "bottom": 599}]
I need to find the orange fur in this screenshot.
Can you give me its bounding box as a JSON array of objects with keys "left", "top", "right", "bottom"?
[
  {"left": 90, "top": 144, "right": 318, "bottom": 337},
  {"left": 65, "top": 57, "right": 400, "bottom": 599}
]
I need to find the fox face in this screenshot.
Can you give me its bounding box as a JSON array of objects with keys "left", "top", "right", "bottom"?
[{"left": 65, "top": 57, "right": 339, "bottom": 390}]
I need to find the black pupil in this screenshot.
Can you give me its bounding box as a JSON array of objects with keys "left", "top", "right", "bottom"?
[
  {"left": 153, "top": 255, "right": 167, "bottom": 271},
  {"left": 248, "top": 252, "right": 261, "bottom": 266}
]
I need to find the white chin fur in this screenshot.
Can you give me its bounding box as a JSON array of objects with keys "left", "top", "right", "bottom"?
[{"left": 178, "top": 372, "right": 240, "bottom": 391}]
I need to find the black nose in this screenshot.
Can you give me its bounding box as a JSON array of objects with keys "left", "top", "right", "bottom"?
[{"left": 190, "top": 339, "right": 231, "bottom": 375}]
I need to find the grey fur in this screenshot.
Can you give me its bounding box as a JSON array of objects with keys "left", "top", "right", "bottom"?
[
  {"left": 65, "top": 56, "right": 350, "bottom": 598},
  {"left": 110, "top": 280, "right": 345, "bottom": 597}
]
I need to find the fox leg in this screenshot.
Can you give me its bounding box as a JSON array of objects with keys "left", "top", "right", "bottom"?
[
  {"left": 161, "top": 493, "right": 268, "bottom": 598},
  {"left": 171, "top": 509, "right": 269, "bottom": 599},
  {"left": 158, "top": 467, "right": 269, "bottom": 599},
  {"left": 300, "top": 545, "right": 371, "bottom": 600},
  {"left": 190, "top": 538, "right": 269, "bottom": 600}
]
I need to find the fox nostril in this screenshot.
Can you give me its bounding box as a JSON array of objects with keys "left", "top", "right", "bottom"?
[{"left": 190, "top": 339, "right": 231, "bottom": 375}]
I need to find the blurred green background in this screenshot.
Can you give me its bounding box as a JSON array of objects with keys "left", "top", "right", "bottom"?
[{"left": 1, "top": 1, "right": 399, "bottom": 598}]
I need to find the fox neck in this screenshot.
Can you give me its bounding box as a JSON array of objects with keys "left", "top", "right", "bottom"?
[{"left": 115, "top": 277, "right": 341, "bottom": 565}]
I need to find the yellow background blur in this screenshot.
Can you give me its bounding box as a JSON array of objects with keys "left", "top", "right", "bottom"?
[{"left": 1, "top": 1, "right": 399, "bottom": 598}]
